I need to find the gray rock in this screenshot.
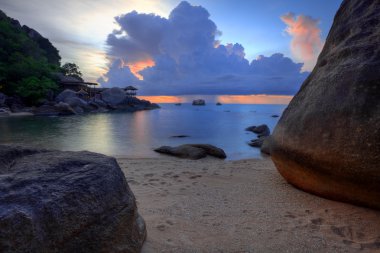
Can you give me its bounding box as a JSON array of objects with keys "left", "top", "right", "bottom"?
[
  {"left": 192, "top": 99, "right": 205, "bottom": 106},
  {"left": 246, "top": 124, "right": 270, "bottom": 137},
  {"left": 0, "top": 93, "right": 7, "bottom": 106},
  {"left": 0, "top": 145, "right": 146, "bottom": 252},
  {"left": 155, "top": 145, "right": 207, "bottom": 160},
  {"left": 249, "top": 137, "right": 265, "bottom": 147},
  {"left": 0, "top": 107, "right": 10, "bottom": 117},
  {"left": 101, "top": 87, "right": 127, "bottom": 106},
  {"left": 34, "top": 105, "right": 60, "bottom": 116},
  {"left": 54, "top": 102, "right": 76, "bottom": 115},
  {"left": 270, "top": 0, "right": 380, "bottom": 209},
  {"left": 55, "top": 89, "right": 78, "bottom": 103},
  {"left": 154, "top": 144, "right": 226, "bottom": 159},
  {"left": 64, "top": 97, "right": 92, "bottom": 113},
  {"left": 187, "top": 144, "right": 227, "bottom": 159}
]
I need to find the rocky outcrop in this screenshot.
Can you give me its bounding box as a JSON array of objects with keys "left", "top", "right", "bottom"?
[
  {"left": 154, "top": 144, "right": 226, "bottom": 159},
  {"left": 192, "top": 99, "right": 206, "bottom": 106},
  {"left": 101, "top": 87, "right": 127, "bottom": 106},
  {"left": 271, "top": 0, "right": 380, "bottom": 209},
  {"left": 246, "top": 124, "right": 270, "bottom": 137},
  {"left": 0, "top": 145, "right": 146, "bottom": 252},
  {"left": 55, "top": 89, "right": 78, "bottom": 103}
]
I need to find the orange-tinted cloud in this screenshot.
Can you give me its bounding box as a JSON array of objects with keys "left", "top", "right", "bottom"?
[
  {"left": 217, "top": 95, "right": 293, "bottom": 104},
  {"left": 125, "top": 59, "right": 155, "bottom": 80},
  {"left": 281, "top": 13, "right": 323, "bottom": 72}
]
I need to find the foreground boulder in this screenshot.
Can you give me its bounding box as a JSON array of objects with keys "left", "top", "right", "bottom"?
[
  {"left": 0, "top": 145, "right": 146, "bottom": 252},
  {"left": 271, "top": 0, "right": 380, "bottom": 209},
  {"left": 154, "top": 144, "right": 226, "bottom": 159}
]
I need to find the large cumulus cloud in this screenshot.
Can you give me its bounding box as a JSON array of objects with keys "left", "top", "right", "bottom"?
[{"left": 99, "top": 1, "right": 309, "bottom": 96}]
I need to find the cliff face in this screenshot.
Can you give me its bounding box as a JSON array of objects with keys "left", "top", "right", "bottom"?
[
  {"left": 0, "top": 10, "right": 61, "bottom": 66},
  {"left": 271, "top": 0, "right": 380, "bottom": 209}
]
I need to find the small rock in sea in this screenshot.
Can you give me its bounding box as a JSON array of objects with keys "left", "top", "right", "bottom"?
[
  {"left": 192, "top": 99, "right": 206, "bottom": 106},
  {"left": 245, "top": 124, "right": 270, "bottom": 137},
  {"left": 171, "top": 135, "right": 190, "bottom": 138},
  {"left": 154, "top": 144, "right": 226, "bottom": 159},
  {"left": 249, "top": 137, "right": 266, "bottom": 147},
  {"left": 175, "top": 103, "right": 182, "bottom": 106},
  {"left": 271, "top": 115, "right": 279, "bottom": 118},
  {"left": 216, "top": 102, "right": 222, "bottom": 106}
]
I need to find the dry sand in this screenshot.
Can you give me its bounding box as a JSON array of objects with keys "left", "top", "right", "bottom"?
[{"left": 117, "top": 156, "right": 380, "bottom": 253}]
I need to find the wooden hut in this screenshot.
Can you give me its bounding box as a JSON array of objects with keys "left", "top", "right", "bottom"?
[
  {"left": 124, "top": 86, "right": 138, "bottom": 97},
  {"left": 57, "top": 73, "right": 98, "bottom": 98}
]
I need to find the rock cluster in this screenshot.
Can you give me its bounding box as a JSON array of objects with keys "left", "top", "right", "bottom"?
[
  {"left": 0, "top": 145, "right": 146, "bottom": 252},
  {"left": 0, "top": 88, "right": 160, "bottom": 117},
  {"left": 246, "top": 124, "right": 272, "bottom": 154},
  {"left": 270, "top": 0, "right": 380, "bottom": 209}
]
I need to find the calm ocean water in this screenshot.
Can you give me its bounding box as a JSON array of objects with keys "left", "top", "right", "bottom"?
[{"left": 0, "top": 104, "right": 286, "bottom": 160}]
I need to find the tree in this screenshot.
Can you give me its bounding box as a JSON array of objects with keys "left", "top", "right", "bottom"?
[
  {"left": 16, "top": 76, "right": 57, "bottom": 104},
  {"left": 61, "top": 62, "right": 83, "bottom": 81}
]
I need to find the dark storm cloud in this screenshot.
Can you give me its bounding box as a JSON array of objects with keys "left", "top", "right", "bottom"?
[{"left": 99, "top": 1, "right": 309, "bottom": 95}]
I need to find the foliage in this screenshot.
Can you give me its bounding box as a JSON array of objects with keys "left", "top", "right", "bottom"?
[
  {"left": 61, "top": 62, "right": 83, "bottom": 81},
  {"left": 16, "top": 76, "right": 57, "bottom": 103},
  {"left": 0, "top": 11, "right": 60, "bottom": 104}
]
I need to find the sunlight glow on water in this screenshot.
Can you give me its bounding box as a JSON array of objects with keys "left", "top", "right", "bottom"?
[{"left": 0, "top": 104, "right": 286, "bottom": 160}]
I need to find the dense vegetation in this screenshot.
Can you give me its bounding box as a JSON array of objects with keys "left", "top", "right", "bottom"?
[{"left": 0, "top": 10, "right": 61, "bottom": 104}]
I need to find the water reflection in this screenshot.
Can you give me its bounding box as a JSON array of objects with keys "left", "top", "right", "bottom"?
[{"left": 0, "top": 104, "right": 286, "bottom": 160}]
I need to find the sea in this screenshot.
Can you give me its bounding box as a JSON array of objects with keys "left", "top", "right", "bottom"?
[{"left": 0, "top": 103, "right": 287, "bottom": 160}]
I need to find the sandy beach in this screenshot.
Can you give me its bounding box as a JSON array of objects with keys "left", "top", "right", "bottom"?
[{"left": 117, "top": 156, "right": 380, "bottom": 253}]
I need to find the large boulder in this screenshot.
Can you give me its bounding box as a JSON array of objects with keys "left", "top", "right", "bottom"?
[
  {"left": 65, "top": 97, "right": 91, "bottom": 113},
  {"left": 270, "top": 0, "right": 380, "bottom": 209},
  {"left": 101, "top": 87, "right": 127, "bottom": 106},
  {"left": 55, "top": 89, "right": 78, "bottom": 103},
  {"left": 0, "top": 145, "right": 146, "bottom": 252}
]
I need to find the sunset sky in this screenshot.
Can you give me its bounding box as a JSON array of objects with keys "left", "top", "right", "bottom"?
[{"left": 1, "top": 0, "right": 342, "bottom": 103}]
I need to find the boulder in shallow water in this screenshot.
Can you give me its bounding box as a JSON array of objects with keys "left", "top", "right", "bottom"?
[
  {"left": 0, "top": 145, "right": 146, "bottom": 252},
  {"left": 187, "top": 144, "right": 227, "bottom": 159},
  {"left": 154, "top": 144, "right": 226, "bottom": 159},
  {"left": 155, "top": 145, "right": 207, "bottom": 159},
  {"left": 271, "top": 0, "right": 380, "bottom": 209},
  {"left": 246, "top": 124, "right": 270, "bottom": 137}
]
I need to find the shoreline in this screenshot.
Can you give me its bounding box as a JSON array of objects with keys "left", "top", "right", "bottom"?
[{"left": 118, "top": 156, "right": 380, "bottom": 252}]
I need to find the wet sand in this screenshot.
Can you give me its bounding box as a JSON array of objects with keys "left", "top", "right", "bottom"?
[{"left": 117, "top": 156, "right": 380, "bottom": 253}]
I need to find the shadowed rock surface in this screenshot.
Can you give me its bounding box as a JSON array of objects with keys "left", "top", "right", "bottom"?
[
  {"left": 0, "top": 145, "right": 146, "bottom": 252},
  {"left": 246, "top": 124, "right": 270, "bottom": 137},
  {"left": 154, "top": 144, "right": 226, "bottom": 159},
  {"left": 271, "top": 0, "right": 380, "bottom": 209}
]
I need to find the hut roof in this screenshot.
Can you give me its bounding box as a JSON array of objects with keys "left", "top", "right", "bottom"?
[
  {"left": 124, "top": 86, "right": 138, "bottom": 91},
  {"left": 77, "top": 89, "right": 88, "bottom": 95}
]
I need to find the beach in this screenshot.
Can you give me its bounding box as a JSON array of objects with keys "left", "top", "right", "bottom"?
[{"left": 117, "top": 156, "right": 380, "bottom": 253}]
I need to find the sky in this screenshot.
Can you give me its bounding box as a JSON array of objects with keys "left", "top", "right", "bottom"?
[{"left": 0, "top": 0, "right": 342, "bottom": 102}]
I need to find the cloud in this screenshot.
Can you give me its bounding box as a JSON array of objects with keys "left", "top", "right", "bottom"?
[
  {"left": 281, "top": 13, "right": 324, "bottom": 72},
  {"left": 99, "top": 1, "right": 309, "bottom": 96}
]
